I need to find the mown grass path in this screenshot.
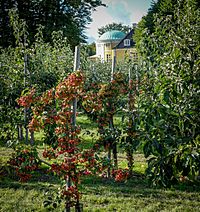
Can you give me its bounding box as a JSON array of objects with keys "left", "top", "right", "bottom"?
[{"left": 0, "top": 147, "right": 200, "bottom": 211}]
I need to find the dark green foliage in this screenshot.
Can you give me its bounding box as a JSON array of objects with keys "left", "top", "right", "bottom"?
[
  {"left": 98, "top": 22, "right": 131, "bottom": 36},
  {"left": 0, "top": 46, "right": 24, "bottom": 145},
  {"left": 84, "top": 42, "right": 96, "bottom": 56},
  {"left": 135, "top": 0, "right": 200, "bottom": 186},
  {"left": 0, "top": 12, "right": 74, "bottom": 146},
  {"left": 0, "top": 0, "right": 105, "bottom": 48}
]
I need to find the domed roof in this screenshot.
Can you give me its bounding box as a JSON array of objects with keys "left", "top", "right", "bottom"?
[{"left": 98, "top": 30, "right": 126, "bottom": 42}]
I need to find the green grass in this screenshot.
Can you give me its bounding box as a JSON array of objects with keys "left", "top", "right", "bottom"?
[
  {"left": 1, "top": 171, "right": 200, "bottom": 211},
  {"left": 1, "top": 147, "right": 200, "bottom": 211},
  {"left": 81, "top": 176, "right": 200, "bottom": 212},
  {"left": 77, "top": 114, "right": 99, "bottom": 149},
  {"left": 0, "top": 115, "right": 200, "bottom": 211}
]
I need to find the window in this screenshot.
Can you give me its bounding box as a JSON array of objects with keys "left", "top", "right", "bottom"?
[
  {"left": 124, "top": 39, "right": 130, "bottom": 46},
  {"left": 130, "top": 52, "right": 138, "bottom": 60},
  {"left": 106, "top": 54, "right": 111, "bottom": 62},
  {"left": 132, "top": 52, "right": 138, "bottom": 60}
]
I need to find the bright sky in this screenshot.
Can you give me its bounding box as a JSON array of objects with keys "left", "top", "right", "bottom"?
[{"left": 85, "top": 0, "right": 153, "bottom": 43}]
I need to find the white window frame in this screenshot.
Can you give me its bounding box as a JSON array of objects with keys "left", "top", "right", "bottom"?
[{"left": 124, "top": 39, "right": 130, "bottom": 47}]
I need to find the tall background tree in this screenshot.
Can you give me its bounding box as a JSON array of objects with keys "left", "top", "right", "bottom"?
[
  {"left": 0, "top": 0, "right": 105, "bottom": 48},
  {"left": 84, "top": 42, "right": 96, "bottom": 56},
  {"left": 98, "top": 22, "right": 131, "bottom": 37}
]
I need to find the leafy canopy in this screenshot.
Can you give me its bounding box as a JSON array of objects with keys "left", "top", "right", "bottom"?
[
  {"left": 0, "top": 0, "right": 105, "bottom": 48},
  {"left": 98, "top": 22, "right": 131, "bottom": 37},
  {"left": 134, "top": 0, "right": 200, "bottom": 186}
]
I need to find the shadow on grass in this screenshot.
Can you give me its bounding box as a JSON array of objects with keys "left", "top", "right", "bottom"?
[
  {"left": 0, "top": 168, "right": 61, "bottom": 192},
  {"left": 81, "top": 174, "right": 200, "bottom": 198},
  {"left": 1, "top": 167, "right": 200, "bottom": 203},
  {"left": 0, "top": 151, "right": 199, "bottom": 211}
]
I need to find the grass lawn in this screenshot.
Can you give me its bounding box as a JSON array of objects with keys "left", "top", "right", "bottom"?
[
  {"left": 0, "top": 115, "right": 200, "bottom": 211},
  {"left": 0, "top": 147, "right": 200, "bottom": 212}
]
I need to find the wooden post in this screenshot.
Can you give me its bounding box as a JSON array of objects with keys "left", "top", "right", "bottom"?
[
  {"left": 65, "top": 46, "right": 80, "bottom": 212},
  {"left": 30, "top": 131, "right": 34, "bottom": 146},
  {"left": 110, "top": 117, "right": 118, "bottom": 169},
  {"left": 18, "top": 124, "right": 24, "bottom": 141},
  {"left": 108, "top": 49, "right": 118, "bottom": 178},
  {"left": 135, "top": 64, "right": 139, "bottom": 92},
  {"left": 111, "top": 50, "right": 117, "bottom": 169},
  {"left": 73, "top": 46, "right": 81, "bottom": 211},
  {"left": 27, "top": 104, "right": 35, "bottom": 146},
  {"left": 128, "top": 67, "right": 132, "bottom": 111},
  {"left": 24, "top": 54, "right": 29, "bottom": 145},
  {"left": 111, "top": 49, "right": 116, "bottom": 81},
  {"left": 75, "top": 203, "right": 83, "bottom": 212},
  {"left": 72, "top": 46, "right": 80, "bottom": 126},
  {"left": 65, "top": 175, "right": 71, "bottom": 212},
  {"left": 107, "top": 146, "right": 111, "bottom": 178},
  {"left": 127, "top": 67, "right": 134, "bottom": 176}
]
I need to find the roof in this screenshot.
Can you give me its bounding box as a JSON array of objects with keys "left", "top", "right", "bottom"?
[
  {"left": 98, "top": 30, "right": 126, "bottom": 42},
  {"left": 114, "top": 29, "right": 135, "bottom": 49}
]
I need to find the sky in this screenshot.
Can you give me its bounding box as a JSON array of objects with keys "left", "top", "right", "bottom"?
[{"left": 85, "top": 0, "right": 153, "bottom": 43}]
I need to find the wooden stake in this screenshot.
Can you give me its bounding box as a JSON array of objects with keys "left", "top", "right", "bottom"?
[
  {"left": 65, "top": 46, "right": 80, "bottom": 212},
  {"left": 18, "top": 124, "right": 24, "bottom": 141},
  {"left": 108, "top": 49, "right": 118, "bottom": 178},
  {"left": 24, "top": 54, "right": 29, "bottom": 145},
  {"left": 127, "top": 67, "right": 134, "bottom": 176},
  {"left": 72, "top": 46, "right": 80, "bottom": 126},
  {"left": 111, "top": 50, "right": 116, "bottom": 81},
  {"left": 30, "top": 131, "right": 34, "bottom": 146}
]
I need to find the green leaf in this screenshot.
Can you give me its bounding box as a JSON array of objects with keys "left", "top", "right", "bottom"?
[
  {"left": 43, "top": 200, "right": 51, "bottom": 207},
  {"left": 53, "top": 203, "right": 57, "bottom": 208}
]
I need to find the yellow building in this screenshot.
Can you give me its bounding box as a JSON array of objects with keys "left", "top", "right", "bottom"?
[{"left": 90, "top": 29, "right": 137, "bottom": 62}]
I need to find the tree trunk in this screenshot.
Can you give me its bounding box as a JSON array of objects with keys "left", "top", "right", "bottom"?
[
  {"left": 110, "top": 115, "right": 118, "bottom": 169},
  {"left": 107, "top": 147, "right": 111, "bottom": 178},
  {"left": 18, "top": 124, "right": 24, "bottom": 141},
  {"left": 127, "top": 149, "right": 134, "bottom": 176},
  {"left": 30, "top": 131, "right": 34, "bottom": 145}
]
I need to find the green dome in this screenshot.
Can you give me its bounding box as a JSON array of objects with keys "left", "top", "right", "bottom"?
[{"left": 99, "top": 30, "right": 126, "bottom": 42}]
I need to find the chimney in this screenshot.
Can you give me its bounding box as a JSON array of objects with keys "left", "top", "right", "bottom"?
[{"left": 132, "top": 23, "right": 137, "bottom": 29}]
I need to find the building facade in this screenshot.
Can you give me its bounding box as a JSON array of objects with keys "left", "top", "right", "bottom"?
[{"left": 90, "top": 29, "right": 137, "bottom": 62}]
